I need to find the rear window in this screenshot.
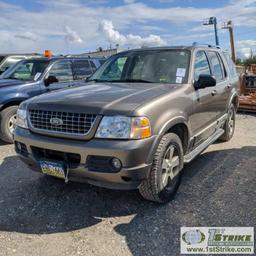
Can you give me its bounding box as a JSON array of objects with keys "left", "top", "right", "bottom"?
[{"left": 207, "top": 51, "right": 224, "bottom": 82}]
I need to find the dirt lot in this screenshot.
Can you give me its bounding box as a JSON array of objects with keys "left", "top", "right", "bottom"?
[{"left": 0, "top": 113, "right": 255, "bottom": 256}]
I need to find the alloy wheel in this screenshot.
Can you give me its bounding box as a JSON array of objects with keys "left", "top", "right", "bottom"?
[
  {"left": 8, "top": 114, "right": 17, "bottom": 134},
  {"left": 161, "top": 145, "right": 180, "bottom": 189}
]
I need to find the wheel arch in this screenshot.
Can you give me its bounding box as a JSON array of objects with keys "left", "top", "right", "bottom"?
[
  {"left": 0, "top": 99, "right": 26, "bottom": 112},
  {"left": 228, "top": 92, "right": 239, "bottom": 112},
  {"left": 166, "top": 123, "right": 190, "bottom": 154},
  {"left": 147, "top": 117, "right": 191, "bottom": 164}
]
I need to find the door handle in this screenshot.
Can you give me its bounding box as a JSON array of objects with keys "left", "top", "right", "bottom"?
[{"left": 211, "top": 90, "right": 217, "bottom": 96}]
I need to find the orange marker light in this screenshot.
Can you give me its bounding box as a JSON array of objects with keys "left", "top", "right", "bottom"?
[
  {"left": 44, "top": 50, "right": 53, "bottom": 58},
  {"left": 131, "top": 117, "right": 151, "bottom": 139}
]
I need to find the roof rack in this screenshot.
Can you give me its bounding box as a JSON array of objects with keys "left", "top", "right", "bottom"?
[{"left": 192, "top": 42, "right": 221, "bottom": 49}]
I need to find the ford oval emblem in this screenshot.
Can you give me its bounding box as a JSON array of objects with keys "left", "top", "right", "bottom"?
[{"left": 50, "top": 118, "right": 63, "bottom": 126}]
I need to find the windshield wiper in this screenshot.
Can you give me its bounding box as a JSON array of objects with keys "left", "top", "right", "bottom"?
[
  {"left": 107, "top": 79, "right": 153, "bottom": 83},
  {"left": 88, "top": 78, "right": 153, "bottom": 83},
  {"left": 87, "top": 79, "right": 110, "bottom": 83},
  {"left": 8, "top": 77, "right": 20, "bottom": 80}
]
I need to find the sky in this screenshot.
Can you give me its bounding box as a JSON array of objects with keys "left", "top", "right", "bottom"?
[{"left": 0, "top": 0, "right": 255, "bottom": 59}]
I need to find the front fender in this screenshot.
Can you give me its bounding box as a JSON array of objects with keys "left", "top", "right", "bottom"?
[
  {"left": 0, "top": 94, "right": 29, "bottom": 110},
  {"left": 146, "top": 115, "right": 191, "bottom": 164}
]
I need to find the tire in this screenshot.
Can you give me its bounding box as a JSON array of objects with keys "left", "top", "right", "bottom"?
[
  {"left": 219, "top": 104, "right": 236, "bottom": 142},
  {"left": 0, "top": 105, "right": 18, "bottom": 144},
  {"left": 139, "top": 133, "right": 184, "bottom": 203}
]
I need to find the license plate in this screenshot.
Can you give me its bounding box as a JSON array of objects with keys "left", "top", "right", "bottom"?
[{"left": 39, "top": 160, "right": 66, "bottom": 179}]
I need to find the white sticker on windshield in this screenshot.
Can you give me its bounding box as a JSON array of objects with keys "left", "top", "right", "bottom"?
[
  {"left": 176, "top": 68, "right": 186, "bottom": 77},
  {"left": 176, "top": 76, "right": 182, "bottom": 83},
  {"left": 34, "top": 72, "right": 41, "bottom": 81}
]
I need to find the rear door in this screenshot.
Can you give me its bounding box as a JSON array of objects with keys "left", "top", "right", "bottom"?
[
  {"left": 44, "top": 60, "right": 74, "bottom": 91},
  {"left": 206, "top": 51, "right": 229, "bottom": 118}
]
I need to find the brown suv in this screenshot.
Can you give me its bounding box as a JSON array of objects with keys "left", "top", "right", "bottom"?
[{"left": 14, "top": 45, "right": 239, "bottom": 203}]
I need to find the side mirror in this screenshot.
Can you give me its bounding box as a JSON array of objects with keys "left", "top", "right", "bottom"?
[
  {"left": 44, "top": 75, "right": 58, "bottom": 87},
  {"left": 194, "top": 74, "right": 216, "bottom": 90}
]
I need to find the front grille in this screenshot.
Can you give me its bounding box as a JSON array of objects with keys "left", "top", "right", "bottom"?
[{"left": 29, "top": 109, "right": 97, "bottom": 136}]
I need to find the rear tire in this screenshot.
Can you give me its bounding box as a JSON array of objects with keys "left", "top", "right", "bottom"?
[
  {"left": 219, "top": 104, "right": 236, "bottom": 142},
  {"left": 0, "top": 106, "right": 18, "bottom": 144},
  {"left": 139, "top": 133, "right": 184, "bottom": 203}
]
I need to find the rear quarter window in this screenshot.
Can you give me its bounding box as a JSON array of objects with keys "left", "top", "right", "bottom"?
[{"left": 223, "top": 52, "right": 237, "bottom": 78}]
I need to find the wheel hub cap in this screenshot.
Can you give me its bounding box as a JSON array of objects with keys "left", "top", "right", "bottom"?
[
  {"left": 8, "top": 114, "right": 17, "bottom": 134},
  {"left": 161, "top": 145, "right": 180, "bottom": 187}
]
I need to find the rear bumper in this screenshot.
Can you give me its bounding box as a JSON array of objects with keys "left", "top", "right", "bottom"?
[{"left": 14, "top": 128, "right": 157, "bottom": 190}]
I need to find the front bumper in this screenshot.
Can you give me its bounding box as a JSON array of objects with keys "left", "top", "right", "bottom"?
[{"left": 14, "top": 128, "right": 157, "bottom": 190}]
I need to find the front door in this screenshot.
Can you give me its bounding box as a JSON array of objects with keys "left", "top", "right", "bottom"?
[{"left": 190, "top": 50, "right": 218, "bottom": 147}]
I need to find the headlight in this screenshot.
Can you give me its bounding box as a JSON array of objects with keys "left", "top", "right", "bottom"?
[
  {"left": 16, "top": 109, "right": 28, "bottom": 129},
  {"left": 95, "top": 116, "right": 151, "bottom": 139}
]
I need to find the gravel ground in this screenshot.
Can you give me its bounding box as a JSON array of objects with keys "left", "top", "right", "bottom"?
[{"left": 0, "top": 113, "right": 255, "bottom": 256}]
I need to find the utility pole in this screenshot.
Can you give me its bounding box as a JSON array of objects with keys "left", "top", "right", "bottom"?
[
  {"left": 222, "top": 20, "right": 236, "bottom": 62},
  {"left": 203, "top": 17, "right": 219, "bottom": 46}
]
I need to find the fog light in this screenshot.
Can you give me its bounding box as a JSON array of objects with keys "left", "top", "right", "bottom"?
[{"left": 111, "top": 158, "right": 122, "bottom": 171}]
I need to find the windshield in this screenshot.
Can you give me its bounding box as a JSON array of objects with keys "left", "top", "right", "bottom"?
[
  {"left": 1, "top": 59, "right": 49, "bottom": 81},
  {"left": 88, "top": 50, "right": 190, "bottom": 84}
]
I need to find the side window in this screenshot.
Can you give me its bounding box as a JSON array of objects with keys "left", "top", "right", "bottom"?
[
  {"left": 73, "top": 60, "right": 92, "bottom": 80},
  {"left": 207, "top": 51, "right": 224, "bottom": 82},
  {"left": 48, "top": 61, "right": 73, "bottom": 82},
  {"left": 194, "top": 51, "right": 211, "bottom": 81}
]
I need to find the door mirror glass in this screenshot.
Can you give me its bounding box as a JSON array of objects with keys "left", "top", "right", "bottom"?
[
  {"left": 44, "top": 75, "right": 58, "bottom": 86},
  {"left": 194, "top": 74, "right": 216, "bottom": 89}
]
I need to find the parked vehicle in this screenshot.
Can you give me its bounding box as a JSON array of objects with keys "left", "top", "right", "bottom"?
[
  {"left": 0, "top": 54, "right": 41, "bottom": 75},
  {"left": 14, "top": 45, "right": 239, "bottom": 203},
  {"left": 0, "top": 56, "right": 104, "bottom": 143}
]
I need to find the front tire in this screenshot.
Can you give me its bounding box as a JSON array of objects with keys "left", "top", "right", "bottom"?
[
  {"left": 139, "top": 133, "right": 184, "bottom": 203},
  {"left": 219, "top": 104, "right": 236, "bottom": 142},
  {"left": 0, "top": 106, "right": 18, "bottom": 143}
]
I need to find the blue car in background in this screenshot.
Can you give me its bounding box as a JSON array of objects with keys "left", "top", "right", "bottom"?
[
  {"left": 0, "top": 56, "right": 105, "bottom": 143},
  {"left": 0, "top": 53, "right": 41, "bottom": 75}
]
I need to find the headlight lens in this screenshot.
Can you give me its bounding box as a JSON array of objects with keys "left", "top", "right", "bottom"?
[
  {"left": 16, "top": 109, "right": 28, "bottom": 129},
  {"left": 95, "top": 116, "right": 151, "bottom": 139}
]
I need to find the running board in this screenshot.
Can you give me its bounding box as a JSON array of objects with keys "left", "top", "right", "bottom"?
[{"left": 184, "top": 128, "right": 224, "bottom": 163}]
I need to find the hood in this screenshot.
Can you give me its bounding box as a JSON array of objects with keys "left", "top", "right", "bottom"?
[
  {"left": 28, "top": 82, "right": 179, "bottom": 115},
  {"left": 0, "top": 79, "right": 28, "bottom": 88}
]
